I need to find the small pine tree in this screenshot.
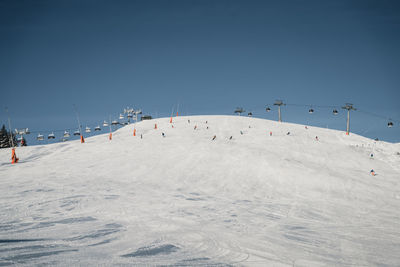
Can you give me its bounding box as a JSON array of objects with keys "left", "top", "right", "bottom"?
[{"left": 0, "top": 124, "right": 18, "bottom": 148}]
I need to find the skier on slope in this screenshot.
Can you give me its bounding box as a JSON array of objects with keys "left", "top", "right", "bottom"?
[
  {"left": 370, "top": 169, "right": 376, "bottom": 176},
  {"left": 162, "top": 132, "right": 165, "bottom": 137},
  {"left": 212, "top": 135, "right": 216, "bottom": 141}
]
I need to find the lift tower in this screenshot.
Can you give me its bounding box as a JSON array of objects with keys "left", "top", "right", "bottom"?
[
  {"left": 274, "top": 100, "right": 285, "bottom": 122},
  {"left": 341, "top": 103, "right": 356, "bottom": 135}
]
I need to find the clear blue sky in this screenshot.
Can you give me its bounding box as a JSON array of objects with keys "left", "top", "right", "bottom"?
[{"left": 1, "top": 0, "right": 399, "bottom": 144}]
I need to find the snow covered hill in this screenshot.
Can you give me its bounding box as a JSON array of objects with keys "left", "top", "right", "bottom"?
[{"left": 1, "top": 115, "right": 399, "bottom": 266}]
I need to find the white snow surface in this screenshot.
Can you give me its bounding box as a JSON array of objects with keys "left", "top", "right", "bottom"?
[{"left": 1, "top": 115, "right": 400, "bottom": 266}]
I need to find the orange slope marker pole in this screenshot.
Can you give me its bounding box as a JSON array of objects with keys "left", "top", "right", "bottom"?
[
  {"left": 6, "top": 107, "right": 18, "bottom": 164},
  {"left": 133, "top": 128, "right": 136, "bottom": 136},
  {"left": 11, "top": 148, "right": 19, "bottom": 164},
  {"left": 155, "top": 123, "right": 157, "bottom": 129},
  {"left": 108, "top": 115, "right": 112, "bottom": 141},
  {"left": 170, "top": 105, "right": 174, "bottom": 123}
]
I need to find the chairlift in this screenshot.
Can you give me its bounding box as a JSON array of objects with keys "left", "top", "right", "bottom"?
[
  {"left": 248, "top": 112, "right": 253, "bottom": 117},
  {"left": 234, "top": 107, "right": 244, "bottom": 114},
  {"left": 309, "top": 108, "right": 314, "bottom": 114},
  {"left": 25, "top": 128, "right": 30, "bottom": 134},
  {"left": 127, "top": 113, "right": 133, "bottom": 118},
  {"left": 103, "top": 121, "right": 109, "bottom": 127},
  {"left": 85, "top": 126, "right": 91, "bottom": 133},
  {"left": 111, "top": 120, "right": 119, "bottom": 125},
  {"left": 119, "top": 114, "right": 124, "bottom": 120},
  {"left": 37, "top": 134, "right": 44, "bottom": 141},
  {"left": 48, "top": 132, "right": 55, "bottom": 139},
  {"left": 333, "top": 109, "right": 338, "bottom": 115},
  {"left": 73, "top": 130, "right": 81, "bottom": 136},
  {"left": 388, "top": 121, "right": 394, "bottom": 128},
  {"left": 266, "top": 107, "right": 271, "bottom": 112},
  {"left": 95, "top": 125, "right": 101, "bottom": 131},
  {"left": 63, "top": 131, "right": 70, "bottom": 138}
]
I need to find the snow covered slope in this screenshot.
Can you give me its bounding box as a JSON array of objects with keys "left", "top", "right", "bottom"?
[{"left": 1, "top": 115, "right": 399, "bottom": 266}]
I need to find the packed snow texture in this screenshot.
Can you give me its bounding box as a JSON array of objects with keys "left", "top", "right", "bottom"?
[{"left": 1, "top": 115, "right": 399, "bottom": 266}]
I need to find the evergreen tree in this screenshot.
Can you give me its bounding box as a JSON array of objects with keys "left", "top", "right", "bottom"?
[{"left": 0, "top": 124, "right": 17, "bottom": 148}]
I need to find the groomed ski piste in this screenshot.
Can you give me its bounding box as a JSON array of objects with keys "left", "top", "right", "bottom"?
[{"left": 1, "top": 115, "right": 400, "bottom": 266}]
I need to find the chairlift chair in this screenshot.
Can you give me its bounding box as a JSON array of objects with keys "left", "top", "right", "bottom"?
[
  {"left": 248, "top": 112, "right": 253, "bottom": 117},
  {"left": 95, "top": 126, "right": 101, "bottom": 131},
  {"left": 85, "top": 126, "right": 91, "bottom": 133},
  {"left": 119, "top": 114, "right": 124, "bottom": 120},
  {"left": 63, "top": 131, "right": 70, "bottom": 138},
  {"left": 103, "top": 121, "right": 109, "bottom": 127},
  {"left": 266, "top": 107, "right": 271, "bottom": 112},
  {"left": 333, "top": 109, "right": 338, "bottom": 115},
  {"left": 111, "top": 120, "right": 119, "bottom": 125},
  {"left": 48, "top": 132, "right": 55, "bottom": 139},
  {"left": 25, "top": 128, "right": 30, "bottom": 134},
  {"left": 37, "top": 134, "right": 44, "bottom": 141},
  {"left": 388, "top": 121, "right": 394, "bottom": 128},
  {"left": 234, "top": 107, "right": 244, "bottom": 114},
  {"left": 127, "top": 113, "right": 133, "bottom": 118},
  {"left": 309, "top": 108, "right": 314, "bottom": 114},
  {"left": 73, "top": 130, "right": 81, "bottom": 136}
]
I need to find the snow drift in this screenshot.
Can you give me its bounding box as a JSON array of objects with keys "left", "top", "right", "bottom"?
[{"left": 1, "top": 115, "right": 399, "bottom": 266}]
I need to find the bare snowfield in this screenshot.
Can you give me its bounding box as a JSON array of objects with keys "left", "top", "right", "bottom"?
[{"left": 1, "top": 115, "right": 399, "bottom": 266}]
